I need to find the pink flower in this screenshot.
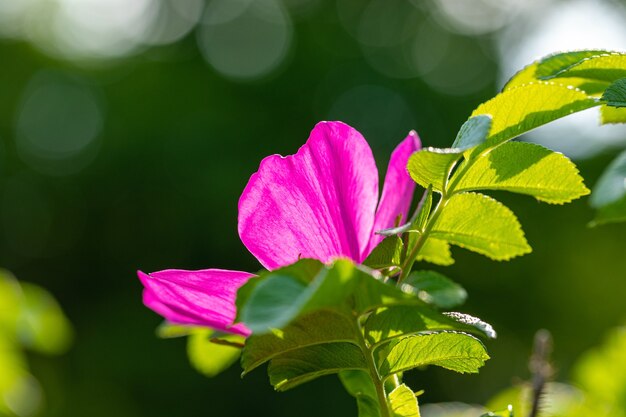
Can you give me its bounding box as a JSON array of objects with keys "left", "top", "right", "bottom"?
[{"left": 138, "top": 121, "right": 421, "bottom": 336}]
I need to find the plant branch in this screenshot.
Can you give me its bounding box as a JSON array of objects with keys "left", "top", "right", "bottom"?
[{"left": 354, "top": 316, "right": 391, "bottom": 417}]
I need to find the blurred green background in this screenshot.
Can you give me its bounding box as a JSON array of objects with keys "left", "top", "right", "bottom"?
[{"left": 0, "top": 0, "right": 625, "bottom": 416}]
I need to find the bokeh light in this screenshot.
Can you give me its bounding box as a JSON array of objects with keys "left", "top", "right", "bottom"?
[
  {"left": 197, "top": 0, "right": 293, "bottom": 80},
  {"left": 498, "top": 0, "right": 626, "bottom": 158},
  {"left": 15, "top": 71, "right": 103, "bottom": 176},
  {"left": 0, "top": 0, "right": 205, "bottom": 61}
]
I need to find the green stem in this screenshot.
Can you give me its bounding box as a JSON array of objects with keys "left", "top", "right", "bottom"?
[
  {"left": 397, "top": 148, "right": 489, "bottom": 284},
  {"left": 397, "top": 194, "right": 447, "bottom": 284},
  {"left": 354, "top": 317, "right": 391, "bottom": 417}
]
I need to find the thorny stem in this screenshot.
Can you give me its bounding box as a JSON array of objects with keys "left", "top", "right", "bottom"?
[{"left": 529, "top": 329, "right": 553, "bottom": 417}]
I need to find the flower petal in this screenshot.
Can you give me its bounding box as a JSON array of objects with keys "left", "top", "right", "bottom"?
[
  {"left": 366, "top": 131, "right": 421, "bottom": 254},
  {"left": 138, "top": 269, "right": 254, "bottom": 336},
  {"left": 238, "top": 121, "right": 379, "bottom": 269}
]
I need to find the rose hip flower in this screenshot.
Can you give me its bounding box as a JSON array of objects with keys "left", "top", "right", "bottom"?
[{"left": 138, "top": 121, "right": 421, "bottom": 336}]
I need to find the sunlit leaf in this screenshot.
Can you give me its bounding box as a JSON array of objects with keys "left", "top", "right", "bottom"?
[
  {"left": 415, "top": 238, "right": 454, "bottom": 266},
  {"left": 453, "top": 142, "right": 589, "bottom": 204},
  {"left": 545, "top": 52, "right": 626, "bottom": 82},
  {"left": 431, "top": 193, "right": 531, "bottom": 260},
  {"left": 471, "top": 83, "right": 597, "bottom": 147},
  {"left": 187, "top": 330, "right": 243, "bottom": 378},
  {"left": 408, "top": 148, "right": 462, "bottom": 192},
  {"left": 601, "top": 105, "right": 626, "bottom": 124},
  {"left": 376, "top": 332, "right": 489, "bottom": 377},
  {"left": 504, "top": 50, "right": 610, "bottom": 90},
  {"left": 268, "top": 342, "right": 367, "bottom": 391},
  {"left": 388, "top": 384, "right": 420, "bottom": 417}
]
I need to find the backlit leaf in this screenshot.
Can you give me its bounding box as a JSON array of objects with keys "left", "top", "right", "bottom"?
[
  {"left": 546, "top": 52, "right": 626, "bottom": 82},
  {"left": 453, "top": 142, "right": 589, "bottom": 204},
  {"left": 388, "top": 384, "right": 421, "bottom": 417},
  {"left": 431, "top": 193, "right": 531, "bottom": 260},
  {"left": 504, "top": 50, "right": 609, "bottom": 90},
  {"left": 376, "top": 332, "right": 489, "bottom": 377},
  {"left": 408, "top": 148, "right": 462, "bottom": 192},
  {"left": 415, "top": 238, "right": 454, "bottom": 266},
  {"left": 471, "top": 83, "right": 597, "bottom": 147},
  {"left": 601, "top": 105, "right": 626, "bottom": 124}
]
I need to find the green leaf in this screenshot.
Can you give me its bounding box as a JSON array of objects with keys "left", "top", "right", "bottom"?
[
  {"left": 376, "top": 332, "right": 489, "bottom": 377},
  {"left": 504, "top": 50, "right": 610, "bottom": 90},
  {"left": 602, "top": 78, "right": 626, "bottom": 107},
  {"left": 241, "top": 309, "right": 356, "bottom": 374},
  {"left": 364, "top": 305, "right": 495, "bottom": 346},
  {"left": 536, "top": 50, "right": 612, "bottom": 79},
  {"left": 408, "top": 148, "right": 462, "bottom": 192},
  {"left": 187, "top": 330, "right": 243, "bottom": 378},
  {"left": 431, "top": 192, "right": 531, "bottom": 260},
  {"left": 401, "top": 271, "right": 466, "bottom": 309},
  {"left": 365, "top": 305, "right": 479, "bottom": 346},
  {"left": 388, "top": 384, "right": 421, "bottom": 417},
  {"left": 241, "top": 260, "right": 417, "bottom": 334},
  {"left": 340, "top": 370, "right": 382, "bottom": 417},
  {"left": 453, "top": 142, "right": 589, "bottom": 204},
  {"left": 545, "top": 52, "right": 626, "bottom": 82},
  {"left": 415, "top": 238, "right": 454, "bottom": 266},
  {"left": 601, "top": 105, "right": 626, "bottom": 124},
  {"left": 452, "top": 115, "right": 492, "bottom": 151},
  {"left": 590, "top": 150, "right": 626, "bottom": 208},
  {"left": 364, "top": 236, "right": 404, "bottom": 269},
  {"left": 268, "top": 342, "right": 367, "bottom": 391},
  {"left": 16, "top": 283, "right": 73, "bottom": 355},
  {"left": 241, "top": 260, "right": 360, "bottom": 333},
  {"left": 235, "top": 259, "right": 323, "bottom": 320},
  {"left": 471, "top": 83, "right": 597, "bottom": 147}
]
